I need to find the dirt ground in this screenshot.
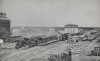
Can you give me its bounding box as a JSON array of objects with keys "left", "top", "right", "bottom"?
[{"left": 0, "top": 32, "right": 100, "bottom": 61}]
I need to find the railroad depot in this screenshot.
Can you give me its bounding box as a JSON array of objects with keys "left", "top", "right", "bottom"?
[
  {"left": 1, "top": 21, "right": 100, "bottom": 49},
  {"left": 0, "top": 12, "right": 100, "bottom": 61},
  {"left": 64, "top": 24, "right": 79, "bottom": 34}
]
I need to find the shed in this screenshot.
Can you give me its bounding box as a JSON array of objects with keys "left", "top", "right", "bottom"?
[
  {"left": 57, "top": 31, "right": 69, "bottom": 41},
  {"left": 49, "top": 31, "right": 62, "bottom": 40},
  {"left": 10, "top": 33, "right": 22, "bottom": 43},
  {"left": 50, "top": 31, "right": 62, "bottom": 37},
  {"left": 94, "top": 43, "right": 100, "bottom": 52},
  {"left": 72, "top": 36, "right": 79, "bottom": 42}
]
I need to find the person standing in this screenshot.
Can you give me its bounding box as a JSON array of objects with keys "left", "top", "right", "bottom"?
[{"left": 68, "top": 49, "right": 72, "bottom": 61}]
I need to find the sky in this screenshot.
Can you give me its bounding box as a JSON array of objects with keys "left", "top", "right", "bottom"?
[{"left": 0, "top": 0, "right": 100, "bottom": 27}]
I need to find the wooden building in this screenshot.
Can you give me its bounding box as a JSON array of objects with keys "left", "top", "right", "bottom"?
[{"left": 57, "top": 31, "right": 69, "bottom": 41}]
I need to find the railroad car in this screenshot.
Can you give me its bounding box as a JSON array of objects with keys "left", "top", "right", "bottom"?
[
  {"left": 81, "top": 32, "right": 100, "bottom": 41},
  {"left": 14, "top": 31, "right": 69, "bottom": 49},
  {"left": 27, "top": 38, "right": 36, "bottom": 48},
  {"left": 35, "top": 36, "right": 60, "bottom": 46},
  {"left": 87, "top": 32, "right": 100, "bottom": 41},
  {"left": 15, "top": 34, "right": 62, "bottom": 49}
]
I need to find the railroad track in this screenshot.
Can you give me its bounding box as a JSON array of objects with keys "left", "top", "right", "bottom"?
[
  {"left": 78, "top": 37, "right": 100, "bottom": 55},
  {"left": 2, "top": 41, "right": 65, "bottom": 61},
  {"left": 14, "top": 41, "right": 65, "bottom": 61},
  {"left": 25, "top": 41, "right": 94, "bottom": 61}
]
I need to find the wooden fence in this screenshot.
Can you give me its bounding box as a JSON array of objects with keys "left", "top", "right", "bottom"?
[{"left": 48, "top": 53, "right": 71, "bottom": 61}]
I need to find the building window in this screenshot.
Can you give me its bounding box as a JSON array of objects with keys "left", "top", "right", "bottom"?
[{"left": 2, "top": 14, "right": 6, "bottom": 17}]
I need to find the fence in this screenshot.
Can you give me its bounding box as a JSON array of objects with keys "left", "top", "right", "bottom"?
[{"left": 48, "top": 53, "right": 71, "bottom": 61}]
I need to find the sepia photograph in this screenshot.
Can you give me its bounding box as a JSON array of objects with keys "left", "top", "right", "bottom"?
[{"left": 0, "top": 0, "right": 100, "bottom": 61}]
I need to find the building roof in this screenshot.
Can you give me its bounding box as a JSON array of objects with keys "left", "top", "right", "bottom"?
[
  {"left": 0, "top": 17, "right": 10, "bottom": 20},
  {"left": 50, "top": 31, "right": 62, "bottom": 37},
  {"left": 10, "top": 36, "right": 22, "bottom": 38},
  {"left": 57, "top": 31, "right": 69, "bottom": 34},
  {"left": 0, "top": 11, "right": 10, "bottom": 20},
  {"left": 64, "top": 24, "right": 78, "bottom": 28},
  {"left": 10, "top": 32, "right": 22, "bottom": 37}
]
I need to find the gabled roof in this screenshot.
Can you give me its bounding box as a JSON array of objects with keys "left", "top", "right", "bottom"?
[
  {"left": 57, "top": 31, "right": 69, "bottom": 34},
  {"left": 49, "top": 31, "right": 62, "bottom": 37}
]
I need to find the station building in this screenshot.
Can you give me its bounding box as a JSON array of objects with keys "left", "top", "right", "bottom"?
[
  {"left": 0, "top": 11, "right": 10, "bottom": 42},
  {"left": 64, "top": 24, "right": 79, "bottom": 34}
]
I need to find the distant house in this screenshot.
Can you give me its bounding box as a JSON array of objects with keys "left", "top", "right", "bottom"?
[
  {"left": 54, "top": 27, "right": 65, "bottom": 31},
  {"left": 90, "top": 43, "right": 100, "bottom": 56},
  {"left": 57, "top": 31, "right": 69, "bottom": 41},
  {"left": 64, "top": 24, "right": 79, "bottom": 34},
  {"left": 49, "top": 28, "right": 55, "bottom": 31},
  {"left": 50, "top": 31, "right": 62, "bottom": 40}
]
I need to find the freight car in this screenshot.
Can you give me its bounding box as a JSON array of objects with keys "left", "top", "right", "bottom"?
[
  {"left": 15, "top": 35, "right": 62, "bottom": 49},
  {"left": 87, "top": 32, "right": 100, "bottom": 41},
  {"left": 39, "top": 36, "right": 61, "bottom": 46},
  {"left": 81, "top": 32, "right": 100, "bottom": 41},
  {"left": 31, "top": 35, "right": 61, "bottom": 46}
]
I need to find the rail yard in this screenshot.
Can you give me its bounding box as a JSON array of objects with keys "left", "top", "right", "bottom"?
[{"left": 0, "top": 29, "right": 100, "bottom": 61}]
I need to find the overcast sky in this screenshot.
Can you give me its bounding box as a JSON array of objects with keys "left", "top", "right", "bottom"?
[{"left": 0, "top": 0, "right": 100, "bottom": 27}]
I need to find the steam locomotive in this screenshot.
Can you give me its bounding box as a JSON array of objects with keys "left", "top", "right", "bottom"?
[{"left": 15, "top": 35, "right": 66, "bottom": 49}]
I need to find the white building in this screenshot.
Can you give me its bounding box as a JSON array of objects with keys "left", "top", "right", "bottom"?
[{"left": 64, "top": 24, "right": 79, "bottom": 34}]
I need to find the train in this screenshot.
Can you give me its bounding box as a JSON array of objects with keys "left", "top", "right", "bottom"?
[
  {"left": 81, "top": 31, "right": 100, "bottom": 41},
  {"left": 15, "top": 34, "right": 66, "bottom": 49}
]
